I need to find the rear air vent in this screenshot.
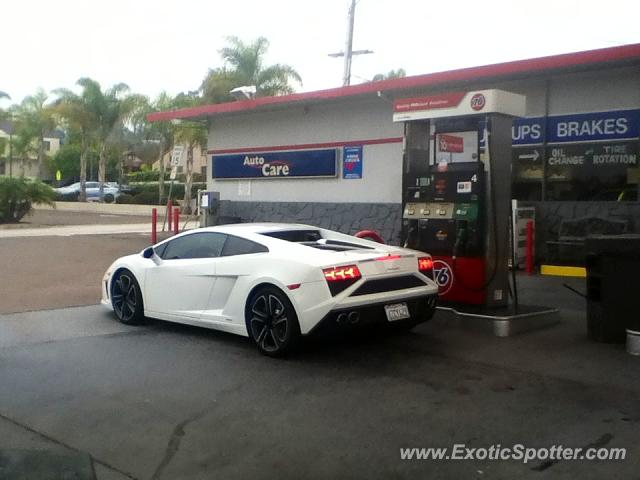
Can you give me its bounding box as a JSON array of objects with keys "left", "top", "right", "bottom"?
[{"left": 351, "top": 275, "right": 426, "bottom": 296}]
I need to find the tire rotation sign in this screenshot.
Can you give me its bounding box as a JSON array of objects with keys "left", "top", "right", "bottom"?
[{"left": 213, "top": 149, "right": 337, "bottom": 179}]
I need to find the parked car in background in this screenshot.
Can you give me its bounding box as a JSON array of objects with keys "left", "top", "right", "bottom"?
[{"left": 55, "top": 182, "right": 121, "bottom": 202}]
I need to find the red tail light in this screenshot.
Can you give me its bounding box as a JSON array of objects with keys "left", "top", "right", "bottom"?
[
  {"left": 323, "top": 265, "right": 361, "bottom": 281},
  {"left": 418, "top": 257, "right": 433, "bottom": 273},
  {"left": 323, "top": 265, "right": 361, "bottom": 296},
  {"left": 375, "top": 254, "right": 402, "bottom": 261}
]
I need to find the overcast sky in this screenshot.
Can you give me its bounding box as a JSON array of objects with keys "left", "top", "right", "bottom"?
[{"left": 2, "top": 0, "right": 639, "bottom": 105}]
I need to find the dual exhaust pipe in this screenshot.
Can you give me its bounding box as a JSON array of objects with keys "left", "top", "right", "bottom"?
[{"left": 336, "top": 311, "right": 360, "bottom": 325}]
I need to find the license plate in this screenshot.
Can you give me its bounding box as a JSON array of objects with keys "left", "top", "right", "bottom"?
[{"left": 385, "top": 302, "right": 410, "bottom": 322}]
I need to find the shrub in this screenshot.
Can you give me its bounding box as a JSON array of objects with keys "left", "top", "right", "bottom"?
[
  {"left": 130, "top": 191, "right": 160, "bottom": 205},
  {"left": 56, "top": 191, "right": 80, "bottom": 202},
  {"left": 115, "top": 193, "right": 134, "bottom": 204},
  {"left": 115, "top": 182, "right": 206, "bottom": 205},
  {"left": 0, "top": 177, "right": 57, "bottom": 223},
  {"left": 125, "top": 171, "right": 170, "bottom": 182}
]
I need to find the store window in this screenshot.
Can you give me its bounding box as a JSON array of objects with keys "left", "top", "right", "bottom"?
[
  {"left": 512, "top": 147, "right": 543, "bottom": 201},
  {"left": 545, "top": 142, "right": 639, "bottom": 201}
]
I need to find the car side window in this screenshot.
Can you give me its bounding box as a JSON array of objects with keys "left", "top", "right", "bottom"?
[
  {"left": 160, "top": 232, "right": 227, "bottom": 260},
  {"left": 221, "top": 235, "right": 268, "bottom": 256},
  {"left": 154, "top": 242, "right": 168, "bottom": 258}
]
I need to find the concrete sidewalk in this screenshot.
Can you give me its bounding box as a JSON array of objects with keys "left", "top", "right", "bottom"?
[{"left": 0, "top": 223, "right": 153, "bottom": 238}]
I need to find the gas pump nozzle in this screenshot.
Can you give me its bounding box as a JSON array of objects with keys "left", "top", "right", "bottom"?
[{"left": 452, "top": 220, "right": 468, "bottom": 259}]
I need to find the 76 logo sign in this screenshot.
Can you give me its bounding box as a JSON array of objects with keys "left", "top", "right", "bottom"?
[{"left": 432, "top": 259, "right": 455, "bottom": 295}]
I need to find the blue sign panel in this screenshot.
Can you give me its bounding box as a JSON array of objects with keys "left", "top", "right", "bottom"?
[
  {"left": 512, "top": 117, "right": 545, "bottom": 146},
  {"left": 546, "top": 109, "right": 640, "bottom": 144},
  {"left": 213, "top": 149, "right": 337, "bottom": 179},
  {"left": 343, "top": 145, "right": 363, "bottom": 179},
  {"left": 512, "top": 109, "right": 640, "bottom": 145}
]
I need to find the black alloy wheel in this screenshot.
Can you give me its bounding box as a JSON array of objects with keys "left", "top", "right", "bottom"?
[
  {"left": 247, "top": 287, "right": 300, "bottom": 357},
  {"left": 111, "top": 270, "right": 145, "bottom": 325}
]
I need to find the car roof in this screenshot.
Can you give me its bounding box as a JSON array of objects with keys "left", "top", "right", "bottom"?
[{"left": 199, "top": 223, "right": 318, "bottom": 235}]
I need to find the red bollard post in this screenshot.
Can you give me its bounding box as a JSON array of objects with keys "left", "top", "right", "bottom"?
[
  {"left": 174, "top": 207, "right": 180, "bottom": 235},
  {"left": 526, "top": 220, "right": 535, "bottom": 275},
  {"left": 167, "top": 200, "right": 173, "bottom": 231},
  {"left": 151, "top": 208, "right": 158, "bottom": 244}
]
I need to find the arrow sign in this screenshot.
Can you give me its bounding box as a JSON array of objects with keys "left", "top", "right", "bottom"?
[{"left": 518, "top": 150, "right": 540, "bottom": 161}]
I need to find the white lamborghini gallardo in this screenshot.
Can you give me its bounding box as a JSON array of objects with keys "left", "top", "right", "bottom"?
[{"left": 102, "top": 223, "right": 438, "bottom": 356}]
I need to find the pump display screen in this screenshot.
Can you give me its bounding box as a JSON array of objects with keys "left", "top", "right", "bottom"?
[{"left": 433, "top": 131, "right": 479, "bottom": 165}]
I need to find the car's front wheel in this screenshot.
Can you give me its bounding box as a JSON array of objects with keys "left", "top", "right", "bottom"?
[
  {"left": 111, "top": 270, "right": 145, "bottom": 325},
  {"left": 246, "top": 286, "right": 300, "bottom": 357}
]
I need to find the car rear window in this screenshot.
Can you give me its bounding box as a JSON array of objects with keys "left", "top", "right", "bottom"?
[
  {"left": 260, "top": 230, "right": 373, "bottom": 251},
  {"left": 262, "top": 230, "right": 323, "bottom": 242},
  {"left": 221, "top": 235, "right": 269, "bottom": 256}
]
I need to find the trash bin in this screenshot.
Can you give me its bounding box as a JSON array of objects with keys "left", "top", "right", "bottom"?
[{"left": 585, "top": 234, "right": 640, "bottom": 343}]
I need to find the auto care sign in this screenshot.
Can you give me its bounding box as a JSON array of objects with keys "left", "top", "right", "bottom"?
[
  {"left": 342, "top": 145, "right": 363, "bottom": 179},
  {"left": 213, "top": 149, "right": 337, "bottom": 179}
]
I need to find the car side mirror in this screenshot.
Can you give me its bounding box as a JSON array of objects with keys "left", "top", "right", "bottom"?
[{"left": 143, "top": 246, "right": 163, "bottom": 265}]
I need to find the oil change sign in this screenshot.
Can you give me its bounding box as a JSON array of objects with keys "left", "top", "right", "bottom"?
[
  {"left": 213, "top": 149, "right": 337, "bottom": 179},
  {"left": 546, "top": 143, "right": 638, "bottom": 167}
]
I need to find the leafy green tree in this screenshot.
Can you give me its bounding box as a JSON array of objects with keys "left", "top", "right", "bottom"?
[
  {"left": 201, "top": 36, "right": 302, "bottom": 103},
  {"left": 14, "top": 89, "right": 56, "bottom": 179},
  {"left": 52, "top": 142, "right": 82, "bottom": 180},
  {"left": 8, "top": 124, "right": 37, "bottom": 177},
  {"left": 372, "top": 68, "right": 406, "bottom": 82},
  {"left": 0, "top": 176, "right": 56, "bottom": 223}
]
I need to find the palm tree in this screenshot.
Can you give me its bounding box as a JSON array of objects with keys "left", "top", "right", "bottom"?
[
  {"left": 0, "top": 91, "right": 10, "bottom": 121},
  {"left": 173, "top": 94, "right": 207, "bottom": 214},
  {"left": 201, "top": 36, "right": 302, "bottom": 103},
  {"left": 14, "top": 89, "right": 56, "bottom": 179},
  {"left": 53, "top": 80, "right": 100, "bottom": 201},
  {"left": 92, "top": 81, "right": 147, "bottom": 199},
  {"left": 145, "top": 92, "right": 179, "bottom": 203},
  {"left": 55, "top": 78, "right": 144, "bottom": 200}
]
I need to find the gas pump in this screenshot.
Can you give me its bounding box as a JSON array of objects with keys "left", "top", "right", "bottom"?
[{"left": 395, "top": 90, "right": 526, "bottom": 308}]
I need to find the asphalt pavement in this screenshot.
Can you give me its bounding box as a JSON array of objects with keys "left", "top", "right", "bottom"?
[
  {"left": 0, "top": 210, "right": 638, "bottom": 479},
  {"left": 0, "top": 298, "right": 639, "bottom": 479}
]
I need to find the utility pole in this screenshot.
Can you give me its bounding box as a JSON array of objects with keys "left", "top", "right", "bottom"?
[
  {"left": 8, "top": 129, "right": 12, "bottom": 178},
  {"left": 343, "top": 0, "right": 356, "bottom": 87},
  {"left": 328, "top": 0, "right": 373, "bottom": 86}
]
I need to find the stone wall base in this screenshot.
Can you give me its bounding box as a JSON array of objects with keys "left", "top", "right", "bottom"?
[{"left": 219, "top": 200, "right": 403, "bottom": 245}]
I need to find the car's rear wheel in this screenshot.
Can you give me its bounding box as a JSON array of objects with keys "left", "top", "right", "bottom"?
[
  {"left": 246, "top": 286, "right": 300, "bottom": 357},
  {"left": 111, "top": 270, "right": 145, "bottom": 325}
]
